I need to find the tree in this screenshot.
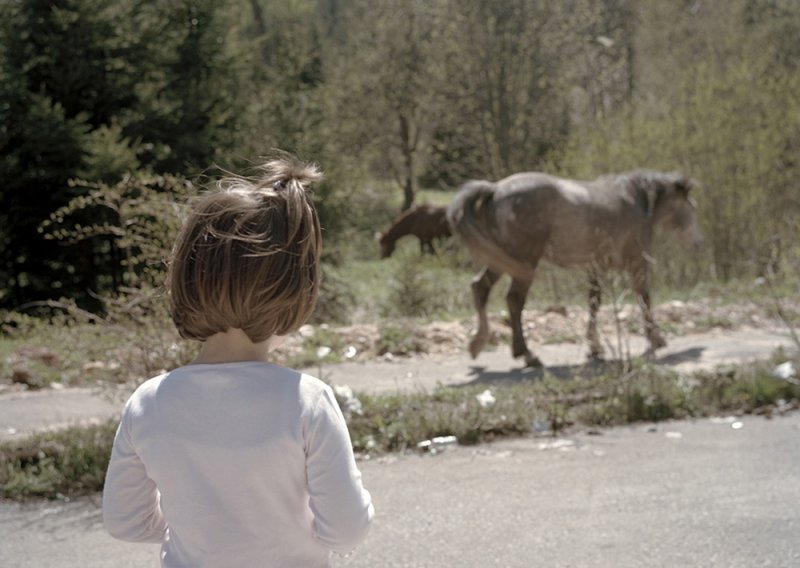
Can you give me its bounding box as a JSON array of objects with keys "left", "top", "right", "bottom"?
[
  {"left": 555, "top": 0, "right": 800, "bottom": 283},
  {"left": 321, "top": 0, "right": 450, "bottom": 210},
  {"left": 0, "top": 0, "right": 252, "bottom": 309}
]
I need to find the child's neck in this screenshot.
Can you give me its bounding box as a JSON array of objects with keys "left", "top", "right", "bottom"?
[{"left": 192, "top": 328, "right": 285, "bottom": 365}]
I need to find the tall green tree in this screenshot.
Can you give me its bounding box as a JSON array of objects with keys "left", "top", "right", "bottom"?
[
  {"left": 0, "top": 0, "right": 251, "bottom": 309},
  {"left": 0, "top": 0, "right": 128, "bottom": 308},
  {"left": 127, "top": 0, "right": 249, "bottom": 173}
]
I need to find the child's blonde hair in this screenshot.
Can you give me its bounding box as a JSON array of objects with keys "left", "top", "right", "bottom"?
[{"left": 168, "top": 155, "right": 323, "bottom": 343}]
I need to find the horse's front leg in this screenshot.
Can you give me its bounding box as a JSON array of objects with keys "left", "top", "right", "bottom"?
[
  {"left": 586, "top": 271, "right": 603, "bottom": 360},
  {"left": 630, "top": 265, "right": 666, "bottom": 356},
  {"left": 507, "top": 277, "right": 541, "bottom": 367},
  {"left": 469, "top": 267, "right": 500, "bottom": 359}
]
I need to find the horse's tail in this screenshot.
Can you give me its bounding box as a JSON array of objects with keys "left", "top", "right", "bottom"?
[{"left": 447, "top": 180, "right": 535, "bottom": 281}]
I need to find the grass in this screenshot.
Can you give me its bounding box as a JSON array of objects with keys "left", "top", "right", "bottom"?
[
  {"left": 2, "top": 353, "right": 798, "bottom": 501},
  {"left": 1, "top": 421, "right": 117, "bottom": 501}
]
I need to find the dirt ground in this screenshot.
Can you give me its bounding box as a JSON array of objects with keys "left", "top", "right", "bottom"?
[
  {"left": 277, "top": 299, "right": 787, "bottom": 362},
  {"left": 1, "top": 298, "right": 794, "bottom": 397}
]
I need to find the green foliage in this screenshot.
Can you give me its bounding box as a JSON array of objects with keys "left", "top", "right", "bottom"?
[
  {"left": 1, "top": 289, "right": 197, "bottom": 390},
  {"left": 376, "top": 321, "right": 426, "bottom": 356},
  {"left": 3, "top": 0, "right": 800, "bottom": 313},
  {"left": 128, "top": 0, "right": 251, "bottom": 172},
  {"left": 78, "top": 122, "right": 141, "bottom": 182},
  {"left": 3, "top": 350, "right": 798, "bottom": 500},
  {"left": 551, "top": 0, "right": 800, "bottom": 284},
  {"left": 0, "top": 0, "right": 147, "bottom": 308},
  {"left": 311, "top": 265, "right": 358, "bottom": 325},
  {"left": 285, "top": 326, "right": 346, "bottom": 370},
  {"left": 0, "top": 421, "right": 117, "bottom": 500},
  {"left": 379, "top": 250, "right": 473, "bottom": 320},
  {"left": 39, "top": 173, "right": 195, "bottom": 290},
  {"left": 0, "top": 0, "right": 254, "bottom": 308}
]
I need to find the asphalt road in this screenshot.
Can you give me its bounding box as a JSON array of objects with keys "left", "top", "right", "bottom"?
[{"left": 1, "top": 413, "right": 798, "bottom": 567}]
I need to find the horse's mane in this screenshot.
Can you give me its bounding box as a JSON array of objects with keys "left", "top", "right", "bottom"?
[
  {"left": 600, "top": 170, "right": 688, "bottom": 218},
  {"left": 602, "top": 169, "right": 682, "bottom": 187}
]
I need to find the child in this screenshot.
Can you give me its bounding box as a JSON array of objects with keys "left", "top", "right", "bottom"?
[{"left": 102, "top": 155, "right": 374, "bottom": 567}]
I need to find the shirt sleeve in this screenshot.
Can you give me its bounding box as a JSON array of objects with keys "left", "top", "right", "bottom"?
[
  {"left": 102, "top": 399, "right": 168, "bottom": 543},
  {"left": 305, "top": 385, "right": 374, "bottom": 553}
]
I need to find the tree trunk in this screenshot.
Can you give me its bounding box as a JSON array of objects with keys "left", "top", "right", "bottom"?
[{"left": 399, "top": 113, "right": 417, "bottom": 211}]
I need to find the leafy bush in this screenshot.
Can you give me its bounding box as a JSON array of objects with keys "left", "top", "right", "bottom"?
[
  {"left": 39, "top": 173, "right": 195, "bottom": 292},
  {"left": 380, "top": 250, "right": 473, "bottom": 320}
]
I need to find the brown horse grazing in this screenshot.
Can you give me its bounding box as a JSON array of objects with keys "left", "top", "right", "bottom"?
[
  {"left": 447, "top": 170, "right": 703, "bottom": 367},
  {"left": 379, "top": 204, "right": 452, "bottom": 258}
]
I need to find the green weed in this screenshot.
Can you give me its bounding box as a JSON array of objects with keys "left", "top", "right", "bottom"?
[
  {"left": 376, "top": 321, "right": 426, "bottom": 356},
  {"left": 2, "top": 355, "right": 798, "bottom": 501},
  {"left": 0, "top": 421, "right": 117, "bottom": 500}
]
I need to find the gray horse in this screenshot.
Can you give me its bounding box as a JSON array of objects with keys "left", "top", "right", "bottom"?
[{"left": 447, "top": 170, "right": 703, "bottom": 367}]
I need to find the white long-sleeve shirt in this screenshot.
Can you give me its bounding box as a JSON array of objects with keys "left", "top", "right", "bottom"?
[{"left": 102, "top": 361, "right": 373, "bottom": 567}]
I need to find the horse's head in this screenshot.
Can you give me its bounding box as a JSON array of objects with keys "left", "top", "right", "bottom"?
[
  {"left": 661, "top": 175, "right": 704, "bottom": 251},
  {"left": 377, "top": 231, "right": 395, "bottom": 258}
]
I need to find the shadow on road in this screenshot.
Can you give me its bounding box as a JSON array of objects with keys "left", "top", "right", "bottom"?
[
  {"left": 462, "top": 360, "right": 608, "bottom": 386},
  {"left": 460, "top": 346, "right": 707, "bottom": 387},
  {"left": 655, "top": 347, "right": 706, "bottom": 366}
]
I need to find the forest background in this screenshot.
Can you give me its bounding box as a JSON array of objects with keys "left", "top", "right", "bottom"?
[{"left": 1, "top": 0, "right": 799, "bottom": 337}]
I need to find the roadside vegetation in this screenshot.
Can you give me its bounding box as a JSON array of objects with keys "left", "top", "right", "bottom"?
[{"left": 2, "top": 351, "right": 798, "bottom": 501}]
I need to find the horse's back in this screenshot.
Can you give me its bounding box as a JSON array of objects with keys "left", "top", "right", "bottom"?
[
  {"left": 496, "top": 172, "right": 598, "bottom": 205},
  {"left": 490, "top": 172, "right": 646, "bottom": 269}
]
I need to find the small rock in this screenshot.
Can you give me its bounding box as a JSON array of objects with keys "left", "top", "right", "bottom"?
[
  {"left": 773, "top": 361, "right": 798, "bottom": 383},
  {"left": 476, "top": 389, "right": 496, "bottom": 408},
  {"left": 537, "top": 439, "right": 575, "bottom": 451},
  {"left": 417, "top": 435, "right": 458, "bottom": 453}
]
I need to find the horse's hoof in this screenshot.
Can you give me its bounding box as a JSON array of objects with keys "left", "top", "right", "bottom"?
[
  {"left": 648, "top": 332, "right": 667, "bottom": 350},
  {"left": 468, "top": 338, "right": 485, "bottom": 359},
  {"left": 587, "top": 351, "right": 604, "bottom": 363},
  {"left": 524, "top": 355, "right": 543, "bottom": 368}
]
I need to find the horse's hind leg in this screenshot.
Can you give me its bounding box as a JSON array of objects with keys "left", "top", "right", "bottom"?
[
  {"left": 469, "top": 267, "right": 500, "bottom": 359},
  {"left": 507, "top": 277, "right": 542, "bottom": 367},
  {"left": 586, "top": 272, "right": 604, "bottom": 360}
]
